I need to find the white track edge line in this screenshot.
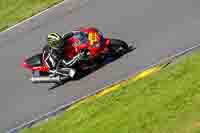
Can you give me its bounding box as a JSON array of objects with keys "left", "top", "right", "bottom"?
[{"left": 0, "top": 0, "right": 69, "bottom": 34}]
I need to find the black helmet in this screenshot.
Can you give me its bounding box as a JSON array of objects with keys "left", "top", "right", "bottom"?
[{"left": 47, "top": 32, "right": 64, "bottom": 49}]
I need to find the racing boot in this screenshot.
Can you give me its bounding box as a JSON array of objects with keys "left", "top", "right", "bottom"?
[
  {"left": 53, "top": 67, "right": 76, "bottom": 79},
  {"left": 62, "top": 68, "right": 76, "bottom": 79},
  {"left": 49, "top": 69, "right": 58, "bottom": 78}
]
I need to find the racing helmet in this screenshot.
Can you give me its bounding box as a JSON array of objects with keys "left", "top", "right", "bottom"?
[{"left": 47, "top": 32, "right": 64, "bottom": 49}]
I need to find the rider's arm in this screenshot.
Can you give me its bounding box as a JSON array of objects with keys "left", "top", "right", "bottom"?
[
  {"left": 63, "top": 32, "right": 74, "bottom": 40},
  {"left": 62, "top": 49, "right": 89, "bottom": 67},
  {"left": 62, "top": 30, "right": 81, "bottom": 40}
]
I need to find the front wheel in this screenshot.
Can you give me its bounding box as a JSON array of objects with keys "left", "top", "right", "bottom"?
[{"left": 108, "top": 39, "right": 129, "bottom": 56}]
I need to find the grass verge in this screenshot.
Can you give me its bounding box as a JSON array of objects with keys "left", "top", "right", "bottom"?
[
  {"left": 0, "top": 0, "right": 63, "bottom": 32},
  {"left": 21, "top": 49, "right": 200, "bottom": 133}
]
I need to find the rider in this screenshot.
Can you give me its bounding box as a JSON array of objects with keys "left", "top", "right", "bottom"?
[{"left": 44, "top": 28, "right": 104, "bottom": 78}]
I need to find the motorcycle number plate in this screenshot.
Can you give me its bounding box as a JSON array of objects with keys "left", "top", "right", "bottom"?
[{"left": 88, "top": 32, "right": 97, "bottom": 45}]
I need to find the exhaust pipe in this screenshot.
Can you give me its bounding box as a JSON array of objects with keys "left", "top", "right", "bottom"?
[{"left": 30, "top": 76, "right": 61, "bottom": 83}]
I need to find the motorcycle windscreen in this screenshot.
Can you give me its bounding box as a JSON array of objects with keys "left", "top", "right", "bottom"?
[{"left": 25, "top": 53, "right": 42, "bottom": 67}]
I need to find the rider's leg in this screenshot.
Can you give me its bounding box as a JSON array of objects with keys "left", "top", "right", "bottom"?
[{"left": 57, "top": 59, "right": 77, "bottom": 79}]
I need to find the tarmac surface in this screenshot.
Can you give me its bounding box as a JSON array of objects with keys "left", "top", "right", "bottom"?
[{"left": 1, "top": 0, "right": 200, "bottom": 131}]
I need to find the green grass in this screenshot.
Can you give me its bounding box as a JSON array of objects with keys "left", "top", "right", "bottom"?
[
  {"left": 0, "top": 0, "right": 63, "bottom": 31},
  {"left": 21, "top": 49, "right": 200, "bottom": 133}
]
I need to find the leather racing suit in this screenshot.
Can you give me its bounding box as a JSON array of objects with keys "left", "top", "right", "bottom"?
[{"left": 44, "top": 31, "right": 89, "bottom": 78}]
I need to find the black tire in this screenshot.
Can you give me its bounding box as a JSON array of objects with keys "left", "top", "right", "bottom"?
[{"left": 108, "top": 39, "right": 129, "bottom": 56}]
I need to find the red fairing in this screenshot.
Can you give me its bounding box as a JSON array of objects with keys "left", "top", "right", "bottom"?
[
  {"left": 63, "top": 34, "right": 88, "bottom": 58},
  {"left": 21, "top": 60, "right": 49, "bottom": 72},
  {"left": 88, "top": 38, "right": 111, "bottom": 57},
  {"left": 63, "top": 37, "right": 79, "bottom": 59},
  {"left": 78, "top": 27, "right": 98, "bottom": 33},
  {"left": 32, "top": 66, "right": 49, "bottom": 72},
  {"left": 104, "top": 38, "right": 111, "bottom": 47}
]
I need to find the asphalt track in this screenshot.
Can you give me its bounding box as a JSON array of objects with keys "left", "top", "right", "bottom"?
[{"left": 1, "top": 0, "right": 200, "bottom": 131}]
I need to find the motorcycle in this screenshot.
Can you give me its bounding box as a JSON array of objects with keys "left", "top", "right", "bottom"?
[{"left": 21, "top": 27, "right": 131, "bottom": 84}]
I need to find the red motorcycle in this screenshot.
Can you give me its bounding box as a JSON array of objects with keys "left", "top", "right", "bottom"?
[{"left": 21, "top": 27, "right": 130, "bottom": 83}]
